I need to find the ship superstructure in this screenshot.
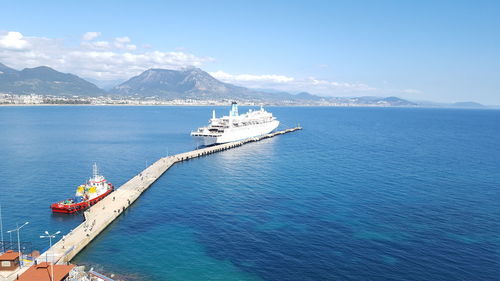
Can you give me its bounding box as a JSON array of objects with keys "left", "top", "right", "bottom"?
[
  {"left": 51, "top": 163, "right": 114, "bottom": 213},
  {"left": 191, "top": 102, "right": 280, "bottom": 146}
]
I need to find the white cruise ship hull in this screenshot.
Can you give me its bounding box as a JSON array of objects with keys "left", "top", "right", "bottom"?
[{"left": 194, "top": 120, "right": 280, "bottom": 146}]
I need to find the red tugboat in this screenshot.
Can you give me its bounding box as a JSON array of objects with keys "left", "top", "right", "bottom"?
[{"left": 51, "top": 163, "right": 114, "bottom": 213}]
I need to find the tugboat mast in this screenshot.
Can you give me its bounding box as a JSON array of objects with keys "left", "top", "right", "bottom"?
[{"left": 93, "top": 163, "right": 98, "bottom": 179}]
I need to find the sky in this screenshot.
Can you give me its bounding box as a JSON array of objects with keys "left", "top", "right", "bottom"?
[{"left": 0, "top": 0, "right": 499, "bottom": 104}]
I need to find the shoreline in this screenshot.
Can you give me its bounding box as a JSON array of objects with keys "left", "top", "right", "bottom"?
[{"left": 0, "top": 103, "right": 497, "bottom": 110}]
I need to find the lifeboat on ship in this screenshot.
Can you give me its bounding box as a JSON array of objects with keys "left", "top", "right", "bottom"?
[{"left": 51, "top": 163, "right": 114, "bottom": 214}]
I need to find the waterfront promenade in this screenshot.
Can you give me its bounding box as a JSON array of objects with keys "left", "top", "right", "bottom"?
[{"left": 0, "top": 127, "right": 302, "bottom": 281}]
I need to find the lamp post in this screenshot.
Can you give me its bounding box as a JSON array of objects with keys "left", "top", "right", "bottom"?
[
  {"left": 40, "top": 230, "right": 60, "bottom": 281},
  {"left": 6, "top": 221, "right": 29, "bottom": 269},
  {"left": 0, "top": 204, "right": 4, "bottom": 252}
]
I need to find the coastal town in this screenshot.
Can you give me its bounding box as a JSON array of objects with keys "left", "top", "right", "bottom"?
[{"left": 0, "top": 93, "right": 417, "bottom": 107}]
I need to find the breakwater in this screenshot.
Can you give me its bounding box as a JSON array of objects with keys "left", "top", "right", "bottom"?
[{"left": 41, "top": 127, "right": 302, "bottom": 265}]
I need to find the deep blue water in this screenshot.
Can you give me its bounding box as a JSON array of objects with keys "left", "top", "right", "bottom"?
[{"left": 0, "top": 106, "right": 499, "bottom": 280}]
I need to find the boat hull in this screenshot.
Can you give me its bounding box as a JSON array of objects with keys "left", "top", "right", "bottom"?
[{"left": 51, "top": 185, "right": 114, "bottom": 214}]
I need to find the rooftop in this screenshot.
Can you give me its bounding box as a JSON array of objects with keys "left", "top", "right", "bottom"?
[
  {"left": 0, "top": 250, "right": 20, "bottom": 261},
  {"left": 17, "top": 262, "right": 74, "bottom": 281}
]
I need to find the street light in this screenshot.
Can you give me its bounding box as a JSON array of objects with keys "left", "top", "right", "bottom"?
[
  {"left": 6, "top": 221, "right": 29, "bottom": 269},
  {"left": 0, "top": 204, "right": 4, "bottom": 252},
  {"left": 40, "top": 230, "right": 60, "bottom": 281}
]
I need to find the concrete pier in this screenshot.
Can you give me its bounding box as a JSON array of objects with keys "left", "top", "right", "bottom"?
[{"left": 42, "top": 127, "right": 302, "bottom": 266}]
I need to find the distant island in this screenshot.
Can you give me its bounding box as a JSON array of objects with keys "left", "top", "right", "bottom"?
[
  {"left": 452, "top": 101, "right": 485, "bottom": 108},
  {"left": 0, "top": 62, "right": 487, "bottom": 108}
]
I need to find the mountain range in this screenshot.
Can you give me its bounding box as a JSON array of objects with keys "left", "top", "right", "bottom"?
[
  {"left": 0, "top": 62, "right": 483, "bottom": 107},
  {"left": 0, "top": 63, "right": 104, "bottom": 96},
  {"left": 111, "top": 68, "right": 284, "bottom": 101}
]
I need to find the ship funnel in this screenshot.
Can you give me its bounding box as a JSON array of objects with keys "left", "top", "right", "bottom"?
[
  {"left": 230, "top": 102, "right": 239, "bottom": 117},
  {"left": 212, "top": 109, "right": 216, "bottom": 119}
]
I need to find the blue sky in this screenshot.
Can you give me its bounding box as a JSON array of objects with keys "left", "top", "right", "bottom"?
[{"left": 0, "top": 0, "right": 499, "bottom": 104}]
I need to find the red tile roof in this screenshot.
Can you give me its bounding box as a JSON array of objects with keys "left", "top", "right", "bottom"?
[
  {"left": 0, "top": 250, "right": 20, "bottom": 261},
  {"left": 18, "top": 262, "right": 75, "bottom": 281}
]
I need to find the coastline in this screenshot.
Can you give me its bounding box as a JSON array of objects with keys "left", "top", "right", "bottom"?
[{"left": 0, "top": 103, "right": 497, "bottom": 109}]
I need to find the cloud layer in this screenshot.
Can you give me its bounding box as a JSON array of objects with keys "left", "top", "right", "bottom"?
[
  {"left": 0, "top": 31, "right": 213, "bottom": 80},
  {"left": 0, "top": 31, "right": 389, "bottom": 96},
  {"left": 210, "top": 70, "right": 374, "bottom": 95}
]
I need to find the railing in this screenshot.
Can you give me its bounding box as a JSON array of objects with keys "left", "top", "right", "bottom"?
[{"left": 0, "top": 241, "right": 33, "bottom": 255}]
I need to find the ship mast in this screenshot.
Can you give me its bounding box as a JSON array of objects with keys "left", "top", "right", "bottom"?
[{"left": 93, "top": 163, "right": 99, "bottom": 179}]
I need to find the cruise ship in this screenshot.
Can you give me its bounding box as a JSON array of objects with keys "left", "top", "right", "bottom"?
[{"left": 191, "top": 102, "right": 280, "bottom": 146}]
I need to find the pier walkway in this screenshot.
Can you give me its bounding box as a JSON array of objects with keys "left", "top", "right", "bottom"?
[{"left": 42, "top": 127, "right": 302, "bottom": 266}]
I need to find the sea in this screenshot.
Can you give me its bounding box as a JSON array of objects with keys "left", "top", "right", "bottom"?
[{"left": 0, "top": 106, "right": 499, "bottom": 281}]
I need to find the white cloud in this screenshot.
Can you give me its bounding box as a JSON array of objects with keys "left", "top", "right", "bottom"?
[
  {"left": 0, "top": 31, "right": 406, "bottom": 96},
  {"left": 113, "top": 36, "right": 136, "bottom": 50},
  {"left": 307, "top": 77, "right": 374, "bottom": 91},
  {"left": 114, "top": 36, "right": 131, "bottom": 44},
  {"left": 0, "top": 31, "right": 30, "bottom": 50},
  {"left": 0, "top": 31, "right": 213, "bottom": 80},
  {"left": 82, "top": 40, "right": 112, "bottom": 50},
  {"left": 210, "top": 70, "right": 374, "bottom": 95},
  {"left": 126, "top": 44, "right": 137, "bottom": 51},
  {"left": 210, "top": 71, "right": 294, "bottom": 83},
  {"left": 82, "top": 32, "right": 101, "bottom": 41}
]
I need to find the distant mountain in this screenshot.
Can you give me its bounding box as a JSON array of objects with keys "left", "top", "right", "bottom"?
[
  {"left": 111, "top": 68, "right": 425, "bottom": 106},
  {"left": 378, "top": 96, "right": 417, "bottom": 106},
  {"left": 294, "top": 92, "right": 323, "bottom": 101},
  {"left": 85, "top": 78, "right": 125, "bottom": 91},
  {"left": 0, "top": 63, "right": 21, "bottom": 85},
  {"left": 0, "top": 63, "right": 441, "bottom": 107},
  {"left": 112, "top": 68, "right": 331, "bottom": 103},
  {"left": 452, "top": 101, "right": 484, "bottom": 108},
  {"left": 0, "top": 62, "right": 104, "bottom": 96},
  {"left": 0, "top": 62, "right": 18, "bottom": 75},
  {"left": 112, "top": 68, "right": 273, "bottom": 100},
  {"left": 334, "top": 96, "right": 417, "bottom": 106}
]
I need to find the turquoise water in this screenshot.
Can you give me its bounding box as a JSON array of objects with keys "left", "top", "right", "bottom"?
[{"left": 0, "top": 106, "right": 499, "bottom": 280}]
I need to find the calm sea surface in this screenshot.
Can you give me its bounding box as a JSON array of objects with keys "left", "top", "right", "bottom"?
[{"left": 0, "top": 106, "right": 499, "bottom": 280}]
